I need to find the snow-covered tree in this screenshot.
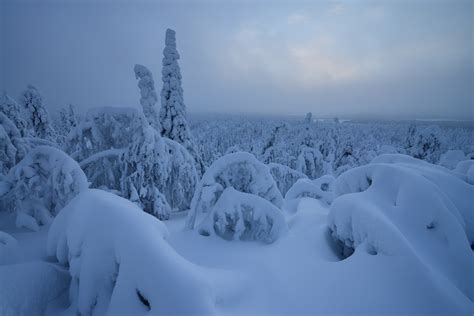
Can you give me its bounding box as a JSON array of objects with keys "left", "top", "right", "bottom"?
[
  {"left": 20, "top": 85, "right": 56, "bottom": 141},
  {"left": 69, "top": 107, "right": 197, "bottom": 218},
  {"left": 196, "top": 187, "right": 287, "bottom": 243},
  {"left": 3, "top": 146, "right": 88, "bottom": 231},
  {"left": 160, "top": 28, "right": 204, "bottom": 175},
  {"left": 55, "top": 104, "right": 78, "bottom": 146},
  {"left": 0, "top": 92, "right": 27, "bottom": 137},
  {"left": 304, "top": 112, "right": 313, "bottom": 124},
  {"left": 406, "top": 125, "right": 445, "bottom": 163},
  {"left": 134, "top": 64, "right": 161, "bottom": 131},
  {"left": 0, "top": 113, "right": 29, "bottom": 175},
  {"left": 186, "top": 152, "right": 283, "bottom": 229},
  {"left": 296, "top": 146, "right": 329, "bottom": 179}
]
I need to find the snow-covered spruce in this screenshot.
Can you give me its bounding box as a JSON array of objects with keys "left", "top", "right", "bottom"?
[
  {"left": 186, "top": 152, "right": 283, "bottom": 229},
  {"left": 268, "top": 162, "right": 307, "bottom": 196},
  {"left": 0, "top": 113, "right": 29, "bottom": 175},
  {"left": 20, "top": 85, "right": 56, "bottom": 141},
  {"left": 197, "top": 187, "right": 287, "bottom": 243},
  {"left": 47, "top": 189, "right": 215, "bottom": 315},
  {"left": 405, "top": 125, "right": 445, "bottom": 163},
  {"left": 284, "top": 175, "right": 335, "bottom": 213},
  {"left": 328, "top": 156, "right": 473, "bottom": 300},
  {"left": 0, "top": 92, "right": 27, "bottom": 137},
  {"left": 68, "top": 107, "right": 197, "bottom": 217},
  {"left": 134, "top": 64, "right": 161, "bottom": 131},
  {"left": 160, "top": 28, "right": 204, "bottom": 175},
  {"left": 4, "top": 146, "right": 88, "bottom": 231}
]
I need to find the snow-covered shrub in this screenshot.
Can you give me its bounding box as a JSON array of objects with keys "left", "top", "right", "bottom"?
[
  {"left": 5, "top": 146, "right": 88, "bottom": 231},
  {"left": 134, "top": 64, "right": 161, "bottom": 131},
  {"left": 268, "top": 162, "right": 307, "bottom": 196},
  {"left": 160, "top": 28, "right": 204, "bottom": 175},
  {"left": 296, "top": 146, "right": 329, "bottom": 179},
  {"left": 328, "top": 157, "right": 473, "bottom": 299},
  {"left": 0, "top": 113, "right": 29, "bottom": 175},
  {"left": 197, "top": 188, "right": 287, "bottom": 243},
  {"left": 186, "top": 152, "right": 283, "bottom": 229},
  {"left": 284, "top": 176, "right": 334, "bottom": 213},
  {"left": 47, "top": 189, "right": 215, "bottom": 315},
  {"left": 438, "top": 150, "right": 466, "bottom": 169},
  {"left": 20, "top": 85, "right": 56, "bottom": 141}
]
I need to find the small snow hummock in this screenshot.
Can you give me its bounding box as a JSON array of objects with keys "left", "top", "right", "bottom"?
[
  {"left": 328, "top": 155, "right": 473, "bottom": 300},
  {"left": 47, "top": 189, "right": 215, "bottom": 315},
  {"left": 186, "top": 152, "right": 283, "bottom": 230},
  {"left": 4, "top": 146, "right": 88, "bottom": 231},
  {"left": 438, "top": 150, "right": 467, "bottom": 169},
  {"left": 197, "top": 187, "right": 288, "bottom": 243}
]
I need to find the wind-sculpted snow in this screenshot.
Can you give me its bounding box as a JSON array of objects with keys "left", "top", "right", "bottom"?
[
  {"left": 197, "top": 187, "right": 288, "bottom": 243},
  {"left": 454, "top": 160, "right": 474, "bottom": 185},
  {"left": 186, "top": 152, "right": 283, "bottom": 229},
  {"left": 438, "top": 150, "right": 467, "bottom": 169},
  {"left": 4, "top": 146, "right": 88, "bottom": 231},
  {"left": 268, "top": 162, "right": 307, "bottom": 196},
  {"left": 328, "top": 156, "right": 473, "bottom": 300},
  {"left": 47, "top": 189, "right": 215, "bottom": 315}
]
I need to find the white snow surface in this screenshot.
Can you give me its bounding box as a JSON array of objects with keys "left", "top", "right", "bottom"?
[
  {"left": 47, "top": 189, "right": 216, "bottom": 316},
  {"left": 329, "top": 155, "right": 473, "bottom": 301}
]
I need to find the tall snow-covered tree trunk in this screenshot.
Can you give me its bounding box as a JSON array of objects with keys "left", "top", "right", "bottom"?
[
  {"left": 134, "top": 64, "right": 161, "bottom": 131},
  {"left": 21, "top": 85, "right": 56, "bottom": 141},
  {"left": 160, "top": 28, "right": 204, "bottom": 175}
]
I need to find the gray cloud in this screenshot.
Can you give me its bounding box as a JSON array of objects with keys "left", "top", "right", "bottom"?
[{"left": 1, "top": 0, "right": 472, "bottom": 119}]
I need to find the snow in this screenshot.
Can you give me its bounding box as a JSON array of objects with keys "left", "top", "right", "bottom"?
[
  {"left": 134, "top": 64, "right": 161, "bottom": 131},
  {"left": 186, "top": 152, "right": 283, "bottom": 230},
  {"left": 196, "top": 187, "right": 288, "bottom": 243},
  {"left": 328, "top": 157, "right": 473, "bottom": 300},
  {"left": 47, "top": 189, "right": 215, "bottom": 315},
  {"left": 439, "top": 149, "right": 467, "bottom": 169},
  {"left": 284, "top": 175, "right": 334, "bottom": 213},
  {"left": 3, "top": 146, "right": 88, "bottom": 231}
]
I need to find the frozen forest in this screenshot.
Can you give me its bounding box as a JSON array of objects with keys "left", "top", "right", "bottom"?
[{"left": 1, "top": 1, "right": 473, "bottom": 315}]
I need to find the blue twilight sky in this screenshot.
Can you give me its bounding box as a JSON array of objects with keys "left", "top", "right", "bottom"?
[{"left": 0, "top": 0, "right": 472, "bottom": 119}]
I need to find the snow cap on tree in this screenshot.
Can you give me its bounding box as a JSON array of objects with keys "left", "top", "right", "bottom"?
[
  {"left": 160, "top": 28, "right": 205, "bottom": 175},
  {"left": 134, "top": 64, "right": 161, "bottom": 131}
]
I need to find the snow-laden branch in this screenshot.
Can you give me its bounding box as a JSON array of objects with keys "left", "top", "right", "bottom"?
[{"left": 79, "top": 148, "right": 125, "bottom": 169}]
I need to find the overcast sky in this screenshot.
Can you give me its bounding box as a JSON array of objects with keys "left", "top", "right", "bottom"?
[{"left": 1, "top": 0, "right": 472, "bottom": 119}]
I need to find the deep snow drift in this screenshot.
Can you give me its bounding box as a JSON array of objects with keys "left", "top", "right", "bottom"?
[{"left": 0, "top": 153, "right": 472, "bottom": 315}]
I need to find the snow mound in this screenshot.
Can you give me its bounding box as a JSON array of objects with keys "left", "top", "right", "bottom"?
[
  {"left": 186, "top": 152, "right": 283, "bottom": 229},
  {"left": 284, "top": 176, "right": 334, "bottom": 213},
  {"left": 47, "top": 189, "right": 215, "bottom": 315},
  {"left": 371, "top": 154, "right": 474, "bottom": 243},
  {"left": 5, "top": 146, "right": 88, "bottom": 231},
  {"left": 328, "top": 158, "right": 473, "bottom": 300},
  {"left": 0, "top": 231, "right": 18, "bottom": 247},
  {"left": 439, "top": 150, "right": 467, "bottom": 169},
  {"left": 454, "top": 160, "right": 474, "bottom": 185},
  {"left": 268, "top": 162, "right": 307, "bottom": 196},
  {"left": 0, "top": 262, "right": 70, "bottom": 315},
  {"left": 197, "top": 187, "right": 288, "bottom": 243}
]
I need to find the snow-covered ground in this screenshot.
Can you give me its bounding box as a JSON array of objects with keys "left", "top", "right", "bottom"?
[{"left": 1, "top": 194, "right": 471, "bottom": 315}]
